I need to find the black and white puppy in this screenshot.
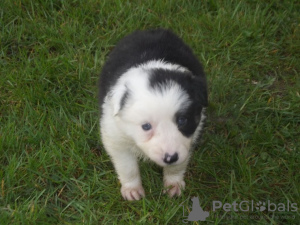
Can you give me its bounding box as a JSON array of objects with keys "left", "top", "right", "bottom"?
[{"left": 98, "top": 29, "right": 208, "bottom": 201}]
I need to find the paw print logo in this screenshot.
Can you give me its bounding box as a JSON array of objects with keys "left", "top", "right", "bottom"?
[{"left": 256, "top": 201, "right": 266, "bottom": 211}]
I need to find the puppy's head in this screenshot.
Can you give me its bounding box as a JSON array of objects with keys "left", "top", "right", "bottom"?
[{"left": 110, "top": 66, "right": 207, "bottom": 167}]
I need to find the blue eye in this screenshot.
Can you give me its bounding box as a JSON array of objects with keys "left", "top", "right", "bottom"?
[
  {"left": 177, "top": 116, "right": 187, "bottom": 127},
  {"left": 142, "top": 123, "right": 152, "bottom": 131}
]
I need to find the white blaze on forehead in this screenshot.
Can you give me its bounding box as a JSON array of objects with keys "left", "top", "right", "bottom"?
[
  {"left": 138, "top": 59, "right": 191, "bottom": 115},
  {"left": 149, "top": 81, "right": 191, "bottom": 116},
  {"left": 127, "top": 76, "right": 190, "bottom": 121},
  {"left": 139, "top": 60, "right": 188, "bottom": 73}
]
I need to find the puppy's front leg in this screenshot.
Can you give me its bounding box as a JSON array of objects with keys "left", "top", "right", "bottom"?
[
  {"left": 109, "top": 149, "right": 145, "bottom": 201},
  {"left": 163, "top": 159, "right": 189, "bottom": 197}
]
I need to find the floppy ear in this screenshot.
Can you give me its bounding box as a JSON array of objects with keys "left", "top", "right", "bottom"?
[
  {"left": 110, "top": 85, "right": 130, "bottom": 116},
  {"left": 193, "top": 76, "right": 208, "bottom": 107}
]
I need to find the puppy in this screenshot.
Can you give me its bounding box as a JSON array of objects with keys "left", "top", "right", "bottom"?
[{"left": 98, "top": 29, "right": 208, "bottom": 201}]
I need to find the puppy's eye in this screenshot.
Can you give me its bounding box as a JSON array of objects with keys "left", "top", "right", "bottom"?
[
  {"left": 177, "top": 116, "right": 187, "bottom": 127},
  {"left": 142, "top": 123, "right": 152, "bottom": 131}
]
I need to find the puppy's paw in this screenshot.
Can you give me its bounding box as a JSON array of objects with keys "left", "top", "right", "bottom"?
[
  {"left": 164, "top": 180, "right": 185, "bottom": 198},
  {"left": 121, "top": 185, "right": 145, "bottom": 201}
]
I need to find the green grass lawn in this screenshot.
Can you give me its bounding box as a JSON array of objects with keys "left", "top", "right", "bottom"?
[{"left": 1, "top": 0, "right": 299, "bottom": 224}]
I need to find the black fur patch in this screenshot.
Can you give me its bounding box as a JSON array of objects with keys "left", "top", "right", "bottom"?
[{"left": 175, "top": 104, "right": 203, "bottom": 137}]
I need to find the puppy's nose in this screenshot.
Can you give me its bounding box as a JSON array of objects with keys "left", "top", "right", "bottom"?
[{"left": 163, "top": 153, "right": 178, "bottom": 164}]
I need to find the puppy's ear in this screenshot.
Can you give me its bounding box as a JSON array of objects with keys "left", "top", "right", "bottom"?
[
  {"left": 111, "top": 85, "right": 130, "bottom": 116},
  {"left": 193, "top": 76, "right": 208, "bottom": 107}
]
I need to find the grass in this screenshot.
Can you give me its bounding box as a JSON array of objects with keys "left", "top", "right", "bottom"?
[{"left": 0, "top": 0, "right": 299, "bottom": 224}]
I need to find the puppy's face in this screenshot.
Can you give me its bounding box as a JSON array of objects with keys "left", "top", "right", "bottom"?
[{"left": 110, "top": 68, "right": 207, "bottom": 167}]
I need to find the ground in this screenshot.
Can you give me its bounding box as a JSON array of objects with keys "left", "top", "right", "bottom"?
[{"left": 0, "top": 0, "right": 299, "bottom": 224}]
